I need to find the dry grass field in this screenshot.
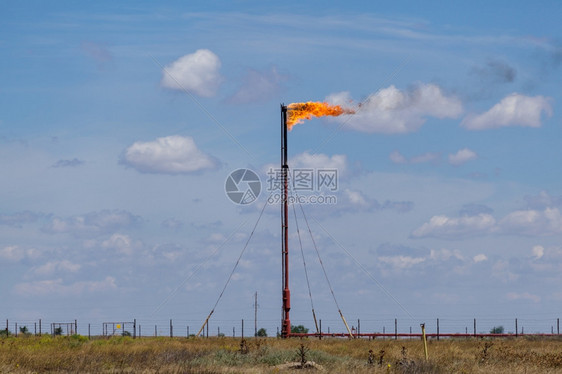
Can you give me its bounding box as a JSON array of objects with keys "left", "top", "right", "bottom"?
[{"left": 1, "top": 335, "right": 561, "bottom": 373}]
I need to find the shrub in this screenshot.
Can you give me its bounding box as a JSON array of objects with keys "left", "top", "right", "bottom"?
[
  {"left": 490, "top": 326, "right": 504, "bottom": 334},
  {"left": 291, "top": 325, "right": 309, "bottom": 334}
]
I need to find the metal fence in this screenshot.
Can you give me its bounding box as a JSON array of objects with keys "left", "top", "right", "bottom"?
[{"left": 2, "top": 316, "right": 561, "bottom": 339}]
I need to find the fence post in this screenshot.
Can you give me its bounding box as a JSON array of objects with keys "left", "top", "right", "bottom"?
[
  {"left": 88, "top": 324, "right": 91, "bottom": 339},
  {"left": 558, "top": 318, "right": 559, "bottom": 335},
  {"left": 473, "top": 318, "right": 476, "bottom": 337},
  {"left": 75, "top": 320, "right": 77, "bottom": 335},
  {"left": 437, "top": 318, "right": 439, "bottom": 341},
  {"left": 34, "top": 322, "right": 37, "bottom": 335},
  {"left": 5, "top": 319, "right": 8, "bottom": 335},
  {"left": 383, "top": 326, "right": 385, "bottom": 340},
  {"left": 155, "top": 325, "right": 157, "bottom": 337},
  {"left": 170, "top": 319, "right": 173, "bottom": 338},
  {"left": 395, "top": 318, "right": 398, "bottom": 340},
  {"left": 515, "top": 318, "right": 518, "bottom": 338},
  {"left": 319, "top": 319, "right": 322, "bottom": 340},
  {"left": 133, "top": 319, "right": 136, "bottom": 339},
  {"left": 357, "top": 319, "right": 360, "bottom": 337},
  {"left": 139, "top": 325, "right": 141, "bottom": 338},
  {"left": 242, "top": 319, "right": 244, "bottom": 339},
  {"left": 206, "top": 321, "right": 209, "bottom": 338},
  {"left": 232, "top": 327, "right": 234, "bottom": 337},
  {"left": 15, "top": 323, "right": 18, "bottom": 337},
  {"left": 39, "top": 319, "right": 41, "bottom": 336}
]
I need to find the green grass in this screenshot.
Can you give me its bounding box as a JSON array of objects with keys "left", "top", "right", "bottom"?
[{"left": 1, "top": 335, "right": 562, "bottom": 373}]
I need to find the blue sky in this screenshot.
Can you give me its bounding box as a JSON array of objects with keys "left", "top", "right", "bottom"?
[{"left": 1, "top": 1, "right": 562, "bottom": 336}]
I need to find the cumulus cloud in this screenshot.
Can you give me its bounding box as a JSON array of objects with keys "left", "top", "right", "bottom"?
[
  {"left": 289, "top": 152, "right": 347, "bottom": 173},
  {"left": 411, "top": 213, "right": 496, "bottom": 239},
  {"left": 121, "top": 135, "right": 217, "bottom": 175},
  {"left": 263, "top": 152, "right": 347, "bottom": 190},
  {"left": 102, "top": 233, "right": 142, "bottom": 256},
  {"left": 499, "top": 207, "right": 562, "bottom": 236},
  {"left": 43, "top": 210, "right": 140, "bottom": 236},
  {"left": 0, "top": 246, "right": 40, "bottom": 262},
  {"left": 414, "top": 207, "right": 562, "bottom": 239},
  {"left": 372, "top": 244, "right": 469, "bottom": 276},
  {"left": 429, "top": 248, "right": 464, "bottom": 261},
  {"left": 378, "top": 255, "right": 425, "bottom": 269},
  {"left": 448, "top": 148, "right": 478, "bottom": 166},
  {"left": 462, "top": 93, "right": 553, "bottom": 130},
  {"left": 389, "top": 150, "right": 407, "bottom": 164},
  {"left": 229, "top": 66, "right": 287, "bottom": 104},
  {"left": 161, "top": 49, "right": 222, "bottom": 97},
  {"left": 326, "top": 83, "right": 463, "bottom": 134},
  {"left": 532, "top": 245, "right": 544, "bottom": 259},
  {"left": 32, "top": 260, "right": 81, "bottom": 277},
  {"left": 473, "top": 254, "right": 488, "bottom": 263},
  {"left": 14, "top": 276, "right": 117, "bottom": 296}
]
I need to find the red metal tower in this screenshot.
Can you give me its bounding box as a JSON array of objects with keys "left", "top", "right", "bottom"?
[{"left": 281, "top": 104, "right": 291, "bottom": 338}]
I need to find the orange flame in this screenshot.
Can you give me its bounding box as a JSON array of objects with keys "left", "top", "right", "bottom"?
[{"left": 287, "top": 102, "right": 355, "bottom": 130}]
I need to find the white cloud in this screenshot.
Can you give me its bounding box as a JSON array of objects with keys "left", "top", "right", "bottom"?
[
  {"left": 414, "top": 207, "right": 562, "bottom": 239},
  {"left": 344, "top": 189, "right": 369, "bottom": 208},
  {"left": 462, "top": 93, "right": 553, "bottom": 130},
  {"left": 14, "top": 276, "right": 117, "bottom": 296},
  {"left": 43, "top": 210, "right": 140, "bottom": 236},
  {"left": 32, "top": 260, "right": 81, "bottom": 276},
  {"left": 499, "top": 207, "right": 562, "bottom": 236},
  {"left": 412, "top": 213, "right": 496, "bottom": 239},
  {"left": 161, "top": 49, "right": 222, "bottom": 97},
  {"left": 389, "top": 150, "right": 407, "bottom": 164},
  {"left": 506, "top": 292, "right": 541, "bottom": 303},
  {"left": 378, "top": 255, "right": 425, "bottom": 269},
  {"left": 122, "top": 135, "right": 217, "bottom": 175},
  {"left": 448, "top": 148, "right": 478, "bottom": 166},
  {"left": 0, "top": 246, "right": 40, "bottom": 261},
  {"left": 532, "top": 245, "right": 544, "bottom": 259},
  {"left": 264, "top": 152, "right": 348, "bottom": 185},
  {"left": 429, "top": 248, "right": 464, "bottom": 261},
  {"left": 327, "top": 83, "right": 463, "bottom": 134},
  {"left": 290, "top": 152, "right": 347, "bottom": 172},
  {"left": 473, "top": 254, "right": 488, "bottom": 263},
  {"left": 102, "top": 233, "right": 141, "bottom": 256}
]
